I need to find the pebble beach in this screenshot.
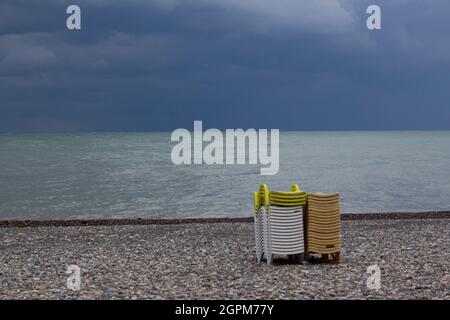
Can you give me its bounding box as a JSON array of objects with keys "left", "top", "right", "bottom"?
[{"left": 0, "top": 216, "right": 449, "bottom": 299}]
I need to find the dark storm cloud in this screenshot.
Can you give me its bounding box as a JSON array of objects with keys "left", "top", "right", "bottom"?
[{"left": 1, "top": 0, "right": 450, "bottom": 132}]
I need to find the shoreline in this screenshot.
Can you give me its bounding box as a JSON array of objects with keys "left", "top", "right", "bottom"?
[{"left": 1, "top": 211, "right": 450, "bottom": 228}]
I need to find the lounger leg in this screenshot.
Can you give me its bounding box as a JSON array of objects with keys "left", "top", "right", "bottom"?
[
  {"left": 329, "top": 252, "right": 339, "bottom": 264},
  {"left": 335, "top": 252, "right": 340, "bottom": 264}
]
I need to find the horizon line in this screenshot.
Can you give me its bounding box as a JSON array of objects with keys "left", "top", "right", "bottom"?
[{"left": 1, "top": 129, "right": 450, "bottom": 135}]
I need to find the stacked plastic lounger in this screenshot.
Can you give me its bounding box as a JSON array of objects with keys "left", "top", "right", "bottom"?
[
  {"left": 253, "top": 192, "right": 265, "bottom": 264},
  {"left": 306, "top": 193, "right": 341, "bottom": 263},
  {"left": 254, "top": 184, "right": 307, "bottom": 265},
  {"left": 254, "top": 185, "right": 270, "bottom": 264}
]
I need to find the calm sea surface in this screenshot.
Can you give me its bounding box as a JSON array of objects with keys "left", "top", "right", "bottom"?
[{"left": 1, "top": 131, "right": 449, "bottom": 220}]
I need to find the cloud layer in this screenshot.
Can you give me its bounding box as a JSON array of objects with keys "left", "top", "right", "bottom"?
[{"left": 1, "top": 0, "right": 450, "bottom": 132}]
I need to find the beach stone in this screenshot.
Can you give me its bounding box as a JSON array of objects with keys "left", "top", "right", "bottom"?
[{"left": 0, "top": 218, "right": 448, "bottom": 299}]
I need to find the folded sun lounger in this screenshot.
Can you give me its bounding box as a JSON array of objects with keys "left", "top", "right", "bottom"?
[
  {"left": 305, "top": 192, "right": 341, "bottom": 263},
  {"left": 254, "top": 184, "right": 307, "bottom": 265},
  {"left": 253, "top": 192, "right": 265, "bottom": 264}
]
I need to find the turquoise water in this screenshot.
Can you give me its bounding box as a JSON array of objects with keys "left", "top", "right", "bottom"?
[{"left": 0, "top": 131, "right": 449, "bottom": 220}]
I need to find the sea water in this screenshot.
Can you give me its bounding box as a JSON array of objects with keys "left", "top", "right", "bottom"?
[{"left": 0, "top": 131, "right": 449, "bottom": 219}]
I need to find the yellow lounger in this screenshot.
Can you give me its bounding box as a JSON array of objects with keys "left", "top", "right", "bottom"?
[{"left": 306, "top": 192, "right": 341, "bottom": 263}]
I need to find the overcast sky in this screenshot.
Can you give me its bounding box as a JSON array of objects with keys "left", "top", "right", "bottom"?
[{"left": 1, "top": 0, "right": 450, "bottom": 132}]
